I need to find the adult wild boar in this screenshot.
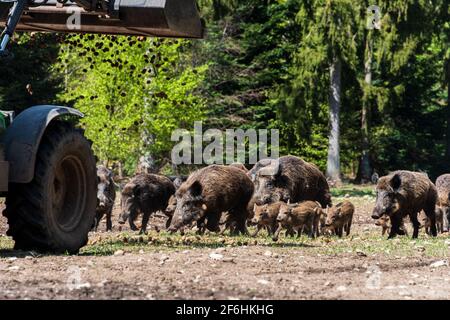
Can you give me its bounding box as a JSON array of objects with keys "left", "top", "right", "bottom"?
[
  {"left": 273, "top": 201, "right": 322, "bottom": 241},
  {"left": 324, "top": 201, "right": 354, "bottom": 237},
  {"left": 119, "top": 174, "right": 175, "bottom": 234},
  {"left": 372, "top": 171, "right": 438, "bottom": 239},
  {"left": 435, "top": 174, "right": 450, "bottom": 232},
  {"left": 251, "top": 156, "right": 332, "bottom": 208},
  {"left": 168, "top": 165, "right": 254, "bottom": 235},
  {"left": 94, "top": 165, "right": 116, "bottom": 232}
]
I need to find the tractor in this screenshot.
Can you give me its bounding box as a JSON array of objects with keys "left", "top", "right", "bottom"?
[{"left": 0, "top": 0, "right": 203, "bottom": 253}]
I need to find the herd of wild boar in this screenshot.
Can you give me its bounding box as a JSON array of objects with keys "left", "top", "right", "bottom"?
[{"left": 94, "top": 155, "right": 450, "bottom": 240}]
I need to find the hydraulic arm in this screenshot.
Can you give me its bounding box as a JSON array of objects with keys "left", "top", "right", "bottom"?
[{"left": 0, "top": 0, "right": 203, "bottom": 55}]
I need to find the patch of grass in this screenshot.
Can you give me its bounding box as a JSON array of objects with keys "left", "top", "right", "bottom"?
[
  {"left": 80, "top": 229, "right": 450, "bottom": 258},
  {"left": 0, "top": 236, "right": 13, "bottom": 251},
  {"left": 331, "top": 184, "right": 375, "bottom": 198}
]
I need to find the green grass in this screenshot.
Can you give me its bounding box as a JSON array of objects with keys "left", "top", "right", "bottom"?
[
  {"left": 331, "top": 184, "right": 376, "bottom": 198},
  {"left": 0, "top": 236, "right": 13, "bottom": 251},
  {"left": 1, "top": 229, "right": 449, "bottom": 258},
  {"left": 78, "top": 229, "right": 450, "bottom": 258}
]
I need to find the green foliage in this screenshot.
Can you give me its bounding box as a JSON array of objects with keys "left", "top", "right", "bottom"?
[
  {"left": 56, "top": 35, "right": 207, "bottom": 170},
  {"left": 0, "top": 0, "right": 448, "bottom": 179},
  {"left": 0, "top": 33, "right": 61, "bottom": 112}
]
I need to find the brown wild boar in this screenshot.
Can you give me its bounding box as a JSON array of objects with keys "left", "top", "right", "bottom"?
[
  {"left": 435, "top": 174, "right": 450, "bottom": 232},
  {"left": 94, "top": 165, "right": 116, "bottom": 232},
  {"left": 374, "top": 215, "right": 409, "bottom": 236},
  {"left": 118, "top": 174, "right": 175, "bottom": 234},
  {"left": 375, "top": 215, "right": 391, "bottom": 236},
  {"left": 164, "top": 195, "right": 177, "bottom": 229},
  {"left": 324, "top": 201, "right": 354, "bottom": 237},
  {"left": 168, "top": 165, "right": 254, "bottom": 235},
  {"left": 272, "top": 201, "right": 321, "bottom": 241},
  {"left": 251, "top": 202, "right": 284, "bottom": 237},
  {"left": 419, "top": 207, "right": 444, "bottom": 234},
  {"left": 372, "top": 171, "right": 438, "bottom": 239},
  {"left": 251, "top": 156, "right": 332, "bottom": 208}
]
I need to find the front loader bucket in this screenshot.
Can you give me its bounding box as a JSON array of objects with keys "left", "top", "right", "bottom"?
[{"left": 0, "top": 0, "right": 203, "bottom": 38}]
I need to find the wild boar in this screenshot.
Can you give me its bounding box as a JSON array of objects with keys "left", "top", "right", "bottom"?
[
  {"left": 375, "top": 215, "right": 391, "bottom": 236},
  {"left": 372, "top": 171, "right": 438, "bottom": 239},
  {"left": 272, "top": 201, "right": 322, "bottom": 241},
  {"left": 251, "top": 156, "right": 332, "bottom": 208},
  {"left": 118, "top": 174, "right": 175, "bottom": 234},
  {"left": 435, "top": 174, "right": 450, "bottom": 232},
  {"left": 375, "top": 216, "right": 409, "bottom": 236},
  {"left": 419, "top": 207, "right": 444, "bottom": 235},
  {"left": 324, "top": 201, "right": 354, "bottom": 237},
  {"left": 164, "top": 195, "right": 177, "bottom": 229},
  {"left": 251, "top": 202, "right": 284, "bottom": 237},
  {"left": 168, "top": 165, "right": 254, "bottom": 235},
  {"left": 94, "top": 165, "right": 116, "bottom": 232}
]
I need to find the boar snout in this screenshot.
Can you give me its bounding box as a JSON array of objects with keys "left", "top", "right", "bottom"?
[
  {"left": 118, "top": 213, "right": 128, "bottom": 225},
  {"left": 167, "top": 226, "right": 178, "bottom": 233},
  {"left": 371, "top": 211, "right": 382, "bottom": 220}
]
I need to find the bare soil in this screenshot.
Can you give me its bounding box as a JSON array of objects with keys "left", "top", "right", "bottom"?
[{"left": 0, "top": 191, "right": 449, "bottom": 300}]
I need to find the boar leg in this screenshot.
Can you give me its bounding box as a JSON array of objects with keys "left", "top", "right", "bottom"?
[
  {"left": 345, "top": 221, "right": 351, "bottom": 236},
  {"left": 139, "top": 211, "right": 152, "bottom": 235},
  {"left": 272, "top": 224, "right": 283, "bottom": 242},
  {"left": 196, "top": 216, "right": 207, "bottom": 234},
  {"left": 251, "top": 225, "right": 262, "bottom": 237},
  {"left": 308, "top": 223, "right": 315, "bottom": 239},
  {"left": 424, "top": 207, "right": 437, "bottom": 237},
  {"left": 444, "top": 207, "right": 450, "bottom": 232},
  {"left": 129, "top": 219, "right": 139, "bottom": 231},
  {"left": 286, "top": 227, "right": 295, "bottom": 237},
  {"left": 106, "top": 210, "right": 112, "bottom": 232},
  {"left": 231, "top": 209, "right": 248, "bottom": 236},
  {"left": 409, "top": 213, "right": 421, "bottom": 239},
  {"left": 388, "top": 215, "right": 403, "bottom": 239},
  {"left": 335, "top": 226, "right": 343, "bottom": 238},
  {"left": 93, "top": 215, "right": 100, "bottom": 232},
  {"left": 165, "top": 216, "right": 173, "bottom": 229},
  {"left": 269, "top": 222, "right": 278, "bottom": 236}
]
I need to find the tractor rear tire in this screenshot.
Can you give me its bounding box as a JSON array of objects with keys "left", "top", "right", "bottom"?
[{"left": 3, "top": 121, "right": 97, "bottom": 253}]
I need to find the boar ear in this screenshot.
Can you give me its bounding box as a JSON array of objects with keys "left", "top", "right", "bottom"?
[
  {"left": 189, "top": 181, "right": 203, "bottom": 197},
  {"left": 390, "top": 174, "right": 401, "bottom": 191}
]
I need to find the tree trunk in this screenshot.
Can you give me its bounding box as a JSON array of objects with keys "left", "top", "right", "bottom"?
[
  {"left": 445, "top": 59, "right": 450, "bottom": 160},
  {"left": 326, "top": 56, "right": 342, "bottom": 185},
  {"left": 358, "top": 36, "right": 373, "bottom": 183}
]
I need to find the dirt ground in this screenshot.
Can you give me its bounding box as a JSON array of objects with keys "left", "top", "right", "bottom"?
[{"left": 0, "top": 188, "right": 450, "bottom": 300}]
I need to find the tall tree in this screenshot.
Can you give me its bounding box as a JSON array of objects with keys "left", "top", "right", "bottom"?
[
  {"left": 326, "top": 56, "right": 342, "bottom": 183},
  {"left": 279, "top": 0, "right": 360, "bottom": 172}
]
